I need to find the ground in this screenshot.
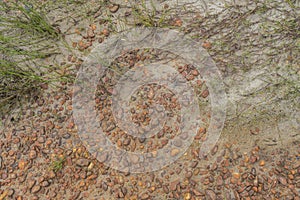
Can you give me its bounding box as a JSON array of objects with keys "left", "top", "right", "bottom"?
[{"left": 0, "top": 0, "right": 299, "bottom": 199}]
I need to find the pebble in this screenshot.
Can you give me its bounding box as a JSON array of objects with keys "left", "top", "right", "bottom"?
[
  {"left": 123, "top": 138, "right": 131, "bottom": 146},
  {"left": 185, "top": 171, "right": 193, "bottom": 179},
  {"left": 38, "top": 136, "right": 45, "bottom": 143},
  {"left": 278, "top": 176, "right": 287, "bottom": 185},
  {"left": 170, "top": 180, "right": 179, "bottom": 191},
  {"left": 102, "top": 182, "right": 108, "bottom": 191},
  {"left": 205, "top": 189, "right": 216, "bottom": 200},
  {"left": 190, "top": 161, "right": 198, "bottom": 168},
  {"left": 76, "top": 159, "right": 90, "bottom": 167},
  {"left": 193, "top": 189, "right": 204, "bottom": 196},
  {"left": 202, "top": 41, "right": 212, "bottom": 49},
  {"left": 140, "top": 193, "right": 150, "bottom": 200},
  {"left": 201, "top": 89, "right": 209, "bottom": 98},
  {"left": 293, "top": 161, "right": 300, "bottom": 169},
  {"left": 87, "top": 162, "right": 94, "bottom": 171},
  {"left": 29, "top": 150, "right": 37, "bottom": 159},
  {"left": 48, "top": 171, "right": 56, "bottom": 179},
  {"left": 41, "top": 181, "right": 50, "bottom": 187},
  {"left": 184, "top": 192, "right": 191, "bottom": 200},
  {"left": 18, "top": 160, "right": 26, "bottom": 170},
  {"left": 28, "top": 179, "right": 36, "bottom": 189},
  {"left": 163, "top": 185, "right": 169, "bottom": 193},
  {"left": 0, "top": 156, "right": 2, "bottom": 169},
  {"left": 171, "top": 148, "right": 180, "bottom": 157},
  {"left": 31, "top": 185, "right": 41, "bottom": 194},
  {"left": 109, "top": 4, "right": 119, "bottom": 13},
  {"left": 259, "top": 160, "right": 265, "bottom": 166},
  {"left": 232, "top": 172, "right": 241, "bottom": 179}
]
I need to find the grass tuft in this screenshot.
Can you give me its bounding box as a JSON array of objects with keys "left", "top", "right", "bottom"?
[{"left": 0, "top": 0, "right": 70, "bottom": 115}]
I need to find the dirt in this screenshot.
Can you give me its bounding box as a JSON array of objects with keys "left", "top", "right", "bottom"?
[{"left": 0, "top": 0, "right": 299, "bottom": 199}]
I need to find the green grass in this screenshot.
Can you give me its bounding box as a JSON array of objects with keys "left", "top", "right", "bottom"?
[
  {"left": 123, "top": 0, "right": 173, "bottom": 28},
  {"left": 51, "top": 156, "right": 65, "bottom": 172},
  {"left": 0, "top": 1, "right": 70, "bottom": 115}
]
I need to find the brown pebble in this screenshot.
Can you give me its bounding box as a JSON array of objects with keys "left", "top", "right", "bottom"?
[
  {"left": 205, "top": 189, "right": 216, "bottom": 200},
  {"left": 259, "top": 160, "right": 265, "bottom": 166},
  {"left": 18, "top": 160, "right": 26, "bottom": 170},
  {"left": 278, "top": 176, "right": 287, "bottom": 185},
  {"left": 29, "top": 150, "right": 37, "bottom": 159},
  {"left": 163, "top": 185, "right": 169, "bottom": 193},
  {"left": 185, "top": 171, "right": 193, "bottom": 179},
  {"left": 232, "top": 172, "right": 241, "bottom": 179},
  {"left": 76, "top": 159, "right": 90, "bottom": 167},
  {"left": 109, "top": 4, "right": 119, "bottom": 13},
  {"left": 123, "top": 138, "right": 131, "bottom": 146},
  {"left": 193, "top": 189, "right": 204, "bottom": 196},
  {"left": 31, "top": 185, "right": 41, "bottom": 194},
  {"left": 201, "top": 89, "right": 209, "bottom": 98},
  {"left": 171, "top": 148, "right": 180, "bottom": 157},
  {"left": 184, "top": 192, "right": 191, "bottom": 200},
  {"left": 170, "top": 180, "right": 179, "bottom": 191},
  {"left": 140, "top": 193, "right": 150, "bottom": 200},
  {"left": 98, "top": 37, "right": 104, "bottom": 43},
  {"left": 41, "top": 181, "right": 49, "bottom": 187},
  {"left": 202, "top": 41, "right": 212, "bottom": 49}
]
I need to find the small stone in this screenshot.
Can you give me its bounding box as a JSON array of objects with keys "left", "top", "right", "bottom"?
[
  {"left": 191, "top": 69, "right": 199, "bottom": 76},
  {"left": 140, "top": 193, "right": 150, "bottom": 200},
  {"left": 0, "top": 156, "right": 2, "bottom": 169},
  {"left": 29, "top": 150, "right": 37, "bottom": 159},
  {"left": 38, "top": 136, "right": 45, "bottom": 143},
  {"left": 259, "top": 160, "right": 265, "bottom": 166},
  {"left": 28, "top": 179, "right": 36, "bottom": 189},
  {"left": 31, "top": 185, "right": 41, "bottom": 194},
  {"left": 205, "top": 189, "right": 216, "bottom": 200},
  {"left": 41, "top": 181, "right": 50, "bottom": 187},
  {"left": 109, "top": 4, "right": 119, "bottom": 13},
  {"left": 293, "top": 161, "right": 300, "bottom": 169},
  {"left": 123, "top": 138, "right": 131, "bottom": 146},
  {"left": 62, "top": 133, "right": 71, "bottom": 139},
  {"left": 102, "top": 182, "right": 108, "bottom": 191},
  {"left": 139, "top": 137, "right": 146, "bottom": 143},
  {"left": 193, "top": 189, "right": 204, "bottom": 196},
  {"left": 216, "top": 176, "right": 223, "bottom": 186},
  {"left": 250, "top": 155, "right": 257, "bottom": 163},
  {"left": 98, "top": 37, "right": 104, "bottom": 43},
  {"left": 174, "top": 18, "right": 183, "bottom": 27},
  {"left": 88, "top": 162, "right": 94, "bottom": 171},
  {"left": 170, "top": 180, "right": 179, "bottom": 191},
  {"left": 201, "top": 89, "right": 209, "bottom": 98},
  {"left": 232, "top": 172, "right": 241, "bottom": 179},
  {"left": 87, "top": 29, "right": 95, "bottom": 38},
  {"left": 191, "top": 161, "right": 198, "bottom": 168},
  {"left": 171, "top": 148, "right": 180, "bottom": 157},
  {"left": 148, "top": 88, "right": 154, "bottom": 99},
  {"left": 18, "top": 160, "right": 26, "bottom": 170},
  {"left": 76, "top": 159, "right": 90, "bottom": 167},
  {"left": 184, "top": 192, "right": 191, "bottom": 200},
  {"left": 185, "top": 171, "right": 193, "bottom": 179},
  {"left": 48, "top": 171, "right": 56, "bottom": 179},
  {"left": 98, "top": 152, "right": 108, "bottom": 163},
  {"left": 202, "top": 41, "right": 212, "bottom": 49},
  {"left": 278, "top": 176, "right": 287, "bottom": 185},
  {"left": 163, "top": 185, "right": 169, "bottom": 193},
  {"left": 173, "top": 139, "right": 183, "bottom": 147}
]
